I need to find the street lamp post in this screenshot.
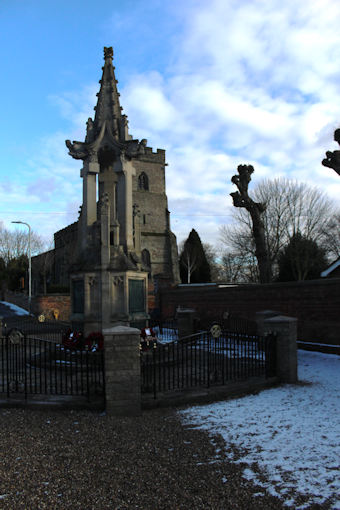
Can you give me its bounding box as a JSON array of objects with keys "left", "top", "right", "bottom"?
[{"left": 11, "top": 221, "right": 31, "bottom": 314}]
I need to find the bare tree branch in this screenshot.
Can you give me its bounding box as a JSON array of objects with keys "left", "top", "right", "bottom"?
[
  {"left": 222, "top": 177, "right": 336, "bottom": 282},
  {"left": 230, "top": 165, "right": 272, "bottom": 283},
  {"left": 0, "top": 222, "right": 45, "bottom": 264}
]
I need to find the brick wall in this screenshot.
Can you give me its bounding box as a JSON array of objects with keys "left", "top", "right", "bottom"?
[
  {"left": 31, "top": 295, "right": 71, "bottom": 322},
  {"left": 2, "top": 291, "right": 71, "bottom": 323},
  {"left": 160, "top": 279, "right": 340, "bottom": 345}
]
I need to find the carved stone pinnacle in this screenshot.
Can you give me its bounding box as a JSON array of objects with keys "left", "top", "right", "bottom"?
[{"left": 104, "top": 47, "right": 113, "bottom": 60}]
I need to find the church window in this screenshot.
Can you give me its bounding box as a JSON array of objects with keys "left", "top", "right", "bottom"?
[
  {"left": 138, "top": 172, "right": 149, "bottom": 191},
  {"left": 142, "top": 249, "right": 151, "bottom": 268},
  {"left": 72, "top": 279, "right": 84, "bottom": 314}
]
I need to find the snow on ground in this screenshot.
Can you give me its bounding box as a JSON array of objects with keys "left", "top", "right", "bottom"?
[
  {"left": 181, "top": 350, "right": 340, "bottom": 509},
  {"left": 0, "top": 301, "right": 29, "bottom": 316}
]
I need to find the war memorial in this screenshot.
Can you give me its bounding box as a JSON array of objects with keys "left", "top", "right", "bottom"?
[{"left": 34, "top": 47, "right": 180, "bottom": 335}]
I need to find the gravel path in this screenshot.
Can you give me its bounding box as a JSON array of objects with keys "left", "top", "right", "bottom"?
[{"left": 0, "top": 406, "right": 289, "bottom": 510}]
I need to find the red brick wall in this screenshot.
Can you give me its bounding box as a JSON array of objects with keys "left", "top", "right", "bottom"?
[
  {"left": 160, "top": 279, "right": 340, "bottom": 345},
  {"left": 147, "top": 280, "right": 157, "bottom": 313},
  {"left": 31, "top": 295, "right": 71, "bottom": 322}
]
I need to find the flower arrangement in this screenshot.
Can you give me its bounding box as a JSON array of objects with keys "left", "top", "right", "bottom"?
[
  {"left": 140, "top": 327, "right": 156, "bottom": 340},
  {"left": 140, "top": 327, "right": 157, "bottom": 351},
  {"left": 62, "top": 329, "right": 84, "bottom": 350},
  {"left": 62, "top": 330, "right": 104, "bottom": 352},
  {"left": 85, "top": 331, "right": 104, "bottom": 352}
]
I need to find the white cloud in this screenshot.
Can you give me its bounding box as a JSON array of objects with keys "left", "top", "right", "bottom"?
[
  {"left": 6, "top": 0, "right": 340, "bottom": 249},
  {"left": 140, "top": 0, "right": 340, "bottom": 244},
  {"left": 1, "top": 127, "right": 82, "bottom": 242},
  {"left": 48, "top": 84, "right": 98, "bottom": 140}
]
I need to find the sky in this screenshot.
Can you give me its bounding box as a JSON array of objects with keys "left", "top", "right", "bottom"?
[
  {"left": 181, "top": 350, "right": 340, "bottom": 509},
  {"left": 2, "top": 0, "right": 340, "bottom": 250}
]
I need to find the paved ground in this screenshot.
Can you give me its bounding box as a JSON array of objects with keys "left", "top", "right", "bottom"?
[{"left": 0, "top": 406, "right": 290, "bottom": 510}]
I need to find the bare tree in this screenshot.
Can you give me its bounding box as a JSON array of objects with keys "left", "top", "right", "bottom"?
[
  {"left": 230, "top": 165, "right": 272, "bottom": 283},
  {"left": 179, "top": 240, "right": 198, "bottom": 284},
  {"left": 321, "top": 128, "right": 340, "bottom": 260},
  {"left": 222, "top": 177, "right": 335, "bottom": 282},
  {"left": 219, "top": 252, "right": 258, "bottom": 283},
  {"left": 0, "top": 222, "right": 45, "bottom": 264},
  {"left": 277, "top": 233, "right": 328, "bottom": 281},
  {"left": 320, "top": 213, "right": 340, "bottom": 260}
]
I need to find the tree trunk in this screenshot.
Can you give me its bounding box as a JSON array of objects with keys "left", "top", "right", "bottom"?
[
  {"left": 250, "top": 207, "right": 272, "bottom": 283},
  {"left": 230, "top": 164, "right": 272, "bottom": 284}
]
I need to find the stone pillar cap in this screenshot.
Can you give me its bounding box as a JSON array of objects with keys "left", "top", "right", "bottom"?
[
  {"left": 265, "top": 315, "right": 297, "bottom": 322},
  {"left": 256, "top": 310, "right": 280, "bottom": 316},
  {"left": 103, "top": 325, "right": 140, "bottom": 335}
]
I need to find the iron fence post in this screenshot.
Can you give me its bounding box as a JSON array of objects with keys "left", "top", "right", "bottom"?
[
  {"left": 86, "top": 351, "right": 90, "bottom": 401},
  {"left": 6, "top": 336, "right": 9, "bottom": 398},
  {"left": 153, "top": 343, "right": 157, "bottom": 399},
  {"left": 24, "top": 334, "right": 27, "bottom": 400},
  {"left": 207, "top": 333, "right": 210, "bottom": 389}
]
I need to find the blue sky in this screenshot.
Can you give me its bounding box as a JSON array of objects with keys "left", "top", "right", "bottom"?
[{"left": 2, "top": 0, "right": 340, "bottom": 249}]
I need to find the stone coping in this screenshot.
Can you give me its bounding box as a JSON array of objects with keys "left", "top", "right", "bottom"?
[
  {"left": 265, "top": 315, "right": 297, "bottom": 322},
  {"left": 103, "top": 325, "right": 141, "bottom": 335}
]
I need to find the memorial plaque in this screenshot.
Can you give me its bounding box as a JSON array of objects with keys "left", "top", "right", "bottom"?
[{"left": 128, "top": 279, "right": 145, "bottom": 313}]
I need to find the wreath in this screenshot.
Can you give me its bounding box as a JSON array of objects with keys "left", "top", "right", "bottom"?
[
  {"left": 62, "top": 330, "right": 104, "bottom": 352},
  {"left": 140, "top": 327, "right": 157, "bottom": 351},
  {"left": 85, "top": 331, "right": 104, "bottom": 352},
  {"left": 62, "top": 329, "right": 84, "bottom": 350}
]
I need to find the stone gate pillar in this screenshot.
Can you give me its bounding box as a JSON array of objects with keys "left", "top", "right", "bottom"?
[
  {"left": 103, "top": 325, "right": 141, "bottom": 416},
  {"left": 176, "top": 308, "right": 196, "bottom": 338},
  {"left": 263, "top": 315, "right": 298, "bottom": 383},
  {"left": 256, "top": 310, "right": 280, "bottom": 336}
]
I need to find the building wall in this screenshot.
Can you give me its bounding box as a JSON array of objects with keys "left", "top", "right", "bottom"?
[
  {"left": 31, "top": 294, "right": 71, "bottom": 322},
  {"left": 160, "top": 278, "right": 340, "bottom": 345},
  {"left": 2, "top": 290, "right": 71, "bottom": 322},
  {"left": 53, "top": 222, "right": 79, "bottom": 287},
  {"left": 31, "top": 146, "right": 179, "bottom": 307},
  {"left": 132, "top": 150, "right": 179, "bottom": 282}
]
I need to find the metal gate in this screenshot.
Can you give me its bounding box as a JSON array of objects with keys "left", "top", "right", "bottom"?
[
  {"left": 141, "top": 330, "right": 277, "bottom": 398},
  {"left": 0, "top": 333, "right": 105, "bottom": 401}
]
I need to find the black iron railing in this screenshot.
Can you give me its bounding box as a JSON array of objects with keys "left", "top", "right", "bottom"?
[
  {"left": 141, "top": 330, "right": 277, "bottom": 398},
  {"left": 197, "top": 313, "right": 258, "bottom": 335},
  {"left": 1, "top": 316, "right": 70, "bottom": 344},
  {"left": 0, "top": 335, "right": 105, "bottom": 400},
  {"left": 221, "top": 314, "right": 258, "bottom": 335},
  {"left": 149, "top": 318, "right": 178, "bottom": 343}
]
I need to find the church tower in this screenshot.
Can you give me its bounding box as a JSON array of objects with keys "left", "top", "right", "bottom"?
[{"left": 60, "top": 47, "right": 179, "bottom": 333}]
